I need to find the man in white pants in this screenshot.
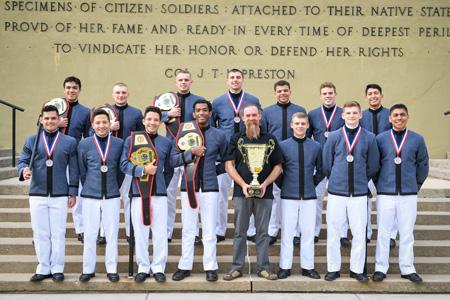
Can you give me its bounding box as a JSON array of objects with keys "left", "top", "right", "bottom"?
[
  {"left": 277, "top": 112, "right": 323, "bottom": 279},
  {"left": 77, "top": 109, "right": 123, "bottom": 283},
  {"left": 172, "top": 99, "right": 227, "bottom": 281},
  {"left": 121, "top": 106, "right": 189, "bottom": 283},
  {"left": 322, "top": 101, "right": 379, "bottom": 282},
  {"left": 373, "top": 104, "right": 429, "bottom": 283},
  {"left": 18, "top": 105, "right": 79, "bottom": 282}
]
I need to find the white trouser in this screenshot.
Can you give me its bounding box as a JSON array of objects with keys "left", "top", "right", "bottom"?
[
  {"left": 375, "top": 194, "right": 417, "bottom": 275},
  {"left": 326, "top": 194, "right": 367, "bottom": 273},
  {"left": 340, "top": 197, "right": 372, "bottom": 240},
  {"left": 72, "top": 181, "right": 83, "bottom": 234},
  {"left": 132, "top": 196, "right": 168, "bottom": 274},
  {"left": 216, "top": 173, "right": 232, "bottom": 236},
  {"left": 30, "top": 196, "right": 68, "bottom": 274},
  {"left": 248, "top": 183, "right": 281, "bottom": 237},
  {"left": 82, "top": 197, "right": 120, "bottom": 274},
  {"left": 280, "top": 199, "right": 317, "bottom": 270},
  {"left": 314, "top": 178, "right": 327, "bottom": 237},
  {"left": 178, "top": 191, "right": 218, "bottom": 271},
  {"left": 166, "top": 167, "right": 182, "bottom": 239}
]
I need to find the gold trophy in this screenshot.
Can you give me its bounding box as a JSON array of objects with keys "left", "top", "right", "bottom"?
[{"left": 237, "top": 138, "right": 276, "bottom": 197}]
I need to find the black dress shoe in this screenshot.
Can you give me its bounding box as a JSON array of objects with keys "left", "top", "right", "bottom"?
[
  {"left": 194, "top": 236, "right": 202, "bottom": 246},
  {"left": 77, "top": 233, "right": 84, "bottom": 243},
  {"left": 293, "top": 236, "right": 300, "bottom": 246},
  {"left": 269, "top": 236, "right": 277, "bottom": 245},
  {"left": 134, "top": 272, "right": 150, "bottom": 282},
  {"left": 302, "top": 268, "right": 320, "bottom": 279},
  {"left": 79, "top": 273, "right": 95, "bottom": 282},
  {"left": 167, "top": 238, "right": 172, "bottom": 243},
  {"left": 206, "top": 270, "right": 218, "bottom": 281},
  {"left": 172, "top": 269, "right": 191, "bottom": 281},
  {"left": 372, "top": 271, "right": 386, "bottom": 282},
  {"left": 216, "top": 235, "right": 225, "bottom": 243},
  {"left": 30, "top": 273, "right": 52, "bottom": 282},
  {"left": 154, "top": 272, "right": 166, "bottom": 283},
  {"left": 96, "top": 236, "right": 106, "bottom": 245},
  {"left": 277, "top": 268, "right": 291, "bottom": 279},
  {"left": 314, "top": 236, "right": 319, "bottom": 243},
  {"left": 107, "top": 273, "right": 120, "bottom": 282},
  {"left": 52, "top": 273, "right": 64, "bottom": 282},
  {"left": 350, "top": 271, "right": 369, "bottom": 282},
  {"left": 390, "top": 238, "right": 396, "bottom": 249},
  {"left": 247, "top": 235, "right": 256, "bottom": 243},
  {"left": 324, "top": 271, "right": 340, "bottom": 281},
  {"left": 340, "top": 237, "right": 351, "bottom": 247},
  {"left": 401, "top": 273, "right": 423, "bottom": 283},
  {"left": 366, "top": 238, "right": 371, "bottom": 243}
]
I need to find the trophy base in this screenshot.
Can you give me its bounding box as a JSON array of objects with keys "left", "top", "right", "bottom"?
[{"left": 247, "top": 185, "right": 263, "bottom": 197}]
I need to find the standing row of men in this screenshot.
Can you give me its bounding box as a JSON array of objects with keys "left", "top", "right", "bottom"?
[{"left": 18, "top": 70, "right": 428, "bottom": 284}]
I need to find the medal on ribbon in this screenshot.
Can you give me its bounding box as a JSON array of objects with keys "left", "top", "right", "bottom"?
[
  {"left": 390, "top": 129, "right": 409, "bottom": 165},
  {"left": 93, "top": 133, "right": 112, "bottom": 173},
  {"left": 41, "top": 131, "right": 61, "bottom": 168},
  {"left": 321, "top": 105, "right": 337, "bottom": 138},
  {"left": 342, "top": 127, "right": 362, "bottom": 163},
  {"left": 227, "top": 91, "right": 246, "bottom": 124}
]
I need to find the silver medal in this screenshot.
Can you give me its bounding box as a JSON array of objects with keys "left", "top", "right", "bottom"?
[
  {"left": 46, "top": 159, "right": 53, "bottom": 167},
  {"left": 324, "top": 131, "right": 329, "bottom": 138},
  {"left": 394, "top": 157, "right": 402, "bottom": 165},
  {"left": 100, "top": 165, "right": 108, "bottom": 173},
  {"left": 233, "top": 116, "right": 241, "bottom": 123},
  {"left": 346, "top": 154, "right": 354, "bottom": 163}
]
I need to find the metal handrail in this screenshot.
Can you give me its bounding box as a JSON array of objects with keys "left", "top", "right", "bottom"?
[{"left": 0, "top": 99, "right": 25, "bottom": 167}]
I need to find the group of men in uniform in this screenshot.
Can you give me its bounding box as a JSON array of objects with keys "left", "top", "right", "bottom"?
[{"left": 17, "top": 70, "right": 429, "bottom": 285}]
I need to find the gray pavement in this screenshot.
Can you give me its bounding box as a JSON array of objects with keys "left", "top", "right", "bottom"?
[{"left": 0, "top": 294, "right": 449, "bottom": 300}]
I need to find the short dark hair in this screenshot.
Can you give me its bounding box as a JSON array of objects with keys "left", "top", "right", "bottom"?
[
  {"left": 343, "top": 101, "right": 361, "bottom": 111},
  {"left": 390, "top": 103, "right": 408, "bottom": 114},
  {"left": 92, "top": 109, "right": 110, "bottom": 121},
  {"left": 41, "top": 104, "right": 59, "bottom": 115},
  {"left": 193, "top": 99, "right": 212, "bottom": 112},
  {"left": 143, "top": 106, "right": 162, "bottom": 120},
  {"left": 227, "top": 68, "right": 243, "bottom": 78},
  {"left": 63, "top": 76, "right": 81, "bottom": 89},
  {"left": 365, "top": 83, "right": 382, "bottom": 95},
  {"left": 274, "top": 80, "right": 290, "bottom": 91}
]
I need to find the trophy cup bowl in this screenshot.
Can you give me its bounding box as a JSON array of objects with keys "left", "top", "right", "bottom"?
[{"left": 237, "top": 139, "right": 275, "bottom": 197}]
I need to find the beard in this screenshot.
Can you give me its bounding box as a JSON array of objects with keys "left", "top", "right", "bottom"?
[{"left": 245, "top": 120, "right": 260, "bottom": 140}]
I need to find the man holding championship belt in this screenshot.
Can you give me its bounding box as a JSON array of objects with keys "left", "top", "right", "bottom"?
[
  {"left": 17, "top": 105, "right": 78, "bottom": 282},
  {"left": 155, "top": 70, "right": 204, "bottom": 244},
  {"left": 58, "top": 76, "right": 91, "bottom": 244},
  {"left": 120, "top": 106, "right": 191, "bottom": 283},
  {"left": 223, "top": 104, "right": 283, "bottom": 281},
  {"left": 322, "top": 101, "right": 379, "bottom": 282},
  {"left": 77, "top": 109, "right": 123, "bottom": 283},
  {"left": 307, "top": 82, "right": 345, "bottom": 245},
  {"left": 172, "top": 99, "right": 227, "bottom": 282},
  {"left": 373, "top": 104, "right": 429, "bottom": 283},
  {"left": 212, "top": 68, "right": 262, "bottom": 243}
]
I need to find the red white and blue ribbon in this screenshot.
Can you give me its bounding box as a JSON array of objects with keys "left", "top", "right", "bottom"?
[
  {"left": 321, "top": 105, "right": 337, "bottom": 131},
  {"left": 93, "top": 133, "right": 111, "bottom": 164},
  {"left": 389, "top": 128, "right": 409, "bottom": 156},
  {"left": 41, "top": 131, "right": 61, "bottom": 158},
  {"left": 341, "top": 126, "right": 362, "bottom": 154},
  {"left": 227, "top": 91, "right": 246, "bottom": 116}
]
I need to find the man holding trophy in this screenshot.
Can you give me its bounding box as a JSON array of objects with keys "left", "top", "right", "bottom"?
[{"left": 223, "top": 104, "right": 283, "bottom": 281}]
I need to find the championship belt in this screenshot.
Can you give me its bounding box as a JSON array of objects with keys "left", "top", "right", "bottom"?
[
  {"left": 177, "top": 121, "right": 204, "bottom": 209},
  {"left": 154, "top": 92, "right": 180, "bottom": 139},
  {"left": 91, "top": 104, "right": 119, "bottom": 136},
  {"left": 237, "top": 138, "right": 276, "bottom": 197},
  {"left": 128, "top": 132, "right": 158, "bottom": 226},
  {"left": 43, "top": 98, "right": 69, "bottom": 133}
]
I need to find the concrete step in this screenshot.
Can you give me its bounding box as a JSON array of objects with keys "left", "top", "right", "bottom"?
[
  {"left": 429, "top": 167, "right": 450, "bottom": 181},
  {"left": 0, "top": 254, "right": 449, "bottom": 274},
  {"left": 1, "top": 222, "right": 450, "bottom": 241},
  {"left": 2, "top": 208, "right": 450, "bottom": 225},
  {"left": 1, "top": 238, "right": 449, "bottom": 258},
  {"left": 0, "top": 273, "right": 448, "bottom": 293},
  {"left": 0, "top": 157, "right": 18, "bottom": 168},
  {"left": 0, "top": 167, "right": 17, "bottom": 181},
  {"left": 430, "top": 159, "right": 450, "bottom": 169},
  {"left": 0, "top": 148, "right": 13, "bottom": 158}
]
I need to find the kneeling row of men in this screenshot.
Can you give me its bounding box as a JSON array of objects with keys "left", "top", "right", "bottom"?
[{"left": 18, "top": 98, "right": 428, "bottom": 284}]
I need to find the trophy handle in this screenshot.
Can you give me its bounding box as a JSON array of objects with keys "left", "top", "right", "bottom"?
[
  {"left": 237, "top": 138, "right": 249, "bottom": 167},
  {"left": 264, "top": 139, "right": 276, "bottom": 164}
]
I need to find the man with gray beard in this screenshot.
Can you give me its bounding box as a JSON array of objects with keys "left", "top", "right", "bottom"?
[{"left": 223, "top": 104, "right": 283, "bottom": 281}]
